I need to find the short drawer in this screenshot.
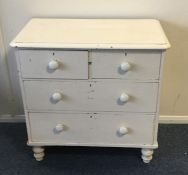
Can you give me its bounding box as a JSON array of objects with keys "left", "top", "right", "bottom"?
[
  {"left": 91, "top": 50, "right": 161, "bottom": 80},
  {"left": 28, "top": 113, "right": 155, "bottom": 146},
  {"left": 18, "top": 50, "right": 88, "bottom": 79},
  {"left": 24, "top": 80, "right": 158, "bottom": 112}
]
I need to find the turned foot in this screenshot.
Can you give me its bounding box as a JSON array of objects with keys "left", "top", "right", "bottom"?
[
  {"left": 32, "top": 146, "right": 45, "bottom": 161},
  {"left": 141, "top": 148, "right": 154, "bottom": 163}
]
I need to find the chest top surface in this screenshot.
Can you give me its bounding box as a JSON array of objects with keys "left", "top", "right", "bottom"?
[{"left": 10, "top": 18, "right": 170, "bottom": 50}]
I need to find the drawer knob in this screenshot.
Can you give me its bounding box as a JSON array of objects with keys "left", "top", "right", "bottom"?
[
  {"left": 119, "top": 93, "right": 129, "bottom": 103},
  {"left": 51, "top": 92, "right": 62, "bottom": 102},
  {"left": 55, "top": 124, "right": 64, "bottom": 132},
  {"left": 48, "top": 60, "right": 59, "bottom": 70},
  {"left": 120, "top": 62, "right": 131, "bottom": 72},
  {"left": 118, "top": 126, "right": 129, "bottom": 135}
]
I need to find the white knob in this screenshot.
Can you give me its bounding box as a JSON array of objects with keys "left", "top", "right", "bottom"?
[
  {"left": 118, "top": 126, "right": 129, "bottom": 135},
  {"left": 119, "top": 93, "right": 129, "bottom": 103},
  {"left": 48, "top": 60, "right": 59, "bottom": 70},
  {"left": 51, "top": 92, "right": 62, "bottom": 102},
  {"left": 55, "top": 124, "right": 64, "bottom": 132},
  {"left": 120, "top": 62, "right": 131, "bottom": 72}
]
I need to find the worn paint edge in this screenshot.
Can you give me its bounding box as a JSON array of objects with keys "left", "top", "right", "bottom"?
[{"left": 0, "top": 115, "right": 188, "bottom": 124}]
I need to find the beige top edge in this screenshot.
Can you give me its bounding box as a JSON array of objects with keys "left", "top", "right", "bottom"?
[{"left": 10, "top": 18, "right": 171, "bottom": 49}]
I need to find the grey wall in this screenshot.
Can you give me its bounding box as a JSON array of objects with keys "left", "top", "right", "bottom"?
[
  {"left": 0, "top": 0, "right": 188, "bottom": 116},
  {"left": 0, "top": 24, "right": 16, "bottom": 115}
]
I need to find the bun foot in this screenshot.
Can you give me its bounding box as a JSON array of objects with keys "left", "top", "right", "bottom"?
[
  {"left": 141, "top": 148, "right": 153, "bottom": 163},
  {"left": 32, "top": 146, "right": 45, "bottom": 161}
]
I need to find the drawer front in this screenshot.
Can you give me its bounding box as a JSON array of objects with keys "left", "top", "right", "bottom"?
[
  {"left": 28, "top": 113, "right": 155, "bottom": 145},
  {"left": 91, "top": 50, "right": 161, "bottom": 80},
  {"left": 24, "top": 80, "right": 158, "bottom": 112},
  {"left": 18, "top": 50, "right": 88, "bottom": 79}
]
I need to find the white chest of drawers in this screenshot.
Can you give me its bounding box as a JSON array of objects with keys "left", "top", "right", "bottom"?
[{"left": 10, "top": 18, "right": 170, "bottom": 163}]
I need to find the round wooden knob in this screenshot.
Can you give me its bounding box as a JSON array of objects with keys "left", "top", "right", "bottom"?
[
  {"left": 120, "top": 62, "right": 131, "bottom": 72},
  {"left": 55, "top": 124, "right": 64, "bottom": 132},
  {"left": 51, "top": 92, "right": 62, "bottom": 102},
  {"left": 119, "top": 93, "right": 129, "bottom": 103},
  {"left": 118, "top": 126, "right": 129, "bottom": 135},
  {"left": 48, "top": 60, "right": 59, "bottom": 70}
]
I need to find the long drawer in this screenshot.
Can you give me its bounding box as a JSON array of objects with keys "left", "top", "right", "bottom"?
[
  {"left": 28, "top": 112, "right": 155, "bottom": 146},
  {"left": 23, "top": 80, "right": 159, "bottom": 112},
  {"left": 91, "top": 50, "right": 161, "bottom": 80},
  {"left": 18, "top": 50, "right": 88, "bottom": 79}
]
